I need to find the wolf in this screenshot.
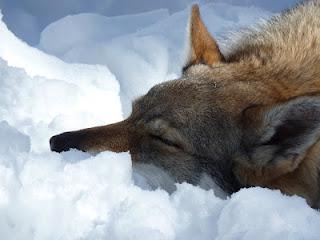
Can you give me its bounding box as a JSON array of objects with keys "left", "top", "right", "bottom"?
[{"left": 50, "top": 1, "right": 320, "bottom": 208}]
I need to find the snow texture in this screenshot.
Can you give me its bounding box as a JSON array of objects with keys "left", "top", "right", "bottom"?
[{"left": 0, "top": 0, "right": 319, "bottom": 239}]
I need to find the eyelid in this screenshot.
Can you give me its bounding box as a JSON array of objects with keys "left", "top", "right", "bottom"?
[{"left": 150, "top": 134, "right": 181, "bottom": 148}]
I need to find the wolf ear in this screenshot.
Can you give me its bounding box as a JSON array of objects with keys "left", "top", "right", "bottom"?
[
  {"left": 236, "top": 96, "right": 320, "bottom": 183},
  {"left": 183, "top": 4, "right": 224, "bottom": 70}
]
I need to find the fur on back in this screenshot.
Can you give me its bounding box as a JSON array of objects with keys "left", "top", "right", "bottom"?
[
  {"left": 217, "top": 0, "right": 320, "bottom": 100},
  {"left": 226, "top": 0, "right": 320, "bottom": 63}
]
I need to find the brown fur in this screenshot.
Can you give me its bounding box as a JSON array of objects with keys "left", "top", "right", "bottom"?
[{"left": 50, "top": 1, "right": 320, "bottom": 208}]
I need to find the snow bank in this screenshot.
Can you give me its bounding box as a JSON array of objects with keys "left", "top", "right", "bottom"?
[
  {"left": 39, "top": 10, "right": 170, "bottom": 56},
  {"left": 0, "top": 12, "right": 122, "bottom": 152},
  {"left": 0, "top": 0, "right": 319, "bottom": 239}
]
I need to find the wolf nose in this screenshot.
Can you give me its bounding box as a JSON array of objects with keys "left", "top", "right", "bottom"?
[{"left": 50, "top": 132, "right": 80, "bottom": 153}]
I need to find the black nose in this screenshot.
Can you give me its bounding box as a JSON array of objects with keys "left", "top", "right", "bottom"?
[{"left": 50, "top": 132, "right": 82, "bottom": 153}]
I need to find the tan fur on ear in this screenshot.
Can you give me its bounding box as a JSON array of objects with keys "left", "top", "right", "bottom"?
[{"left": 185, "top": 4, "right": 224, "bottom": 67}]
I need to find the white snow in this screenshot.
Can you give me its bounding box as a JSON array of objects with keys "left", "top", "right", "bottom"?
[{"left": 0, "top": 0, "right": 318, "bottom": 239}]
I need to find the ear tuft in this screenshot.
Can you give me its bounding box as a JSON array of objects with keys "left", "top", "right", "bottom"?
[
  {"left": 191, "top": 4, "right": 200, "bottom": 17},
  {"left": 184, "top": 4, "right": 224, "bottom": 70}
]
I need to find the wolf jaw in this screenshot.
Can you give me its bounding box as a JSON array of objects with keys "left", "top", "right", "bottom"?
[{"left": 50, "top": 1, "right": 320, "bottom": 208}]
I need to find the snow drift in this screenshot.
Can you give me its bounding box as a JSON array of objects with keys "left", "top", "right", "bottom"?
[{"left": 0, "top": 1, "right": 319, "bottom": 239}]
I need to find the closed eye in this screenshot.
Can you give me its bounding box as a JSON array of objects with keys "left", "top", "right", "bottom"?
[{"left": 150, "top": 134, "right": 181, "bottom": 149}]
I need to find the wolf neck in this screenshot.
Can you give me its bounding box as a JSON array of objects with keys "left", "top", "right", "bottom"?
[{"left": 224, "top": 1, "right": 320, "bottom": 99}]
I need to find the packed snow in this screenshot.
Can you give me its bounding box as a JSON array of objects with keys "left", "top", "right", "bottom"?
[{"left": 0, "top": 0, "right": 319, "bottom": 239}]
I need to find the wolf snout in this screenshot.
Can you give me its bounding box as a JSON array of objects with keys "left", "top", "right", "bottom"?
[{"left": 50, "top": 132, "right": 81, "bottom": 153}]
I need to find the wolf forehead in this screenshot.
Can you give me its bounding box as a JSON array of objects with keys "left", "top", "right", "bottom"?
[
  {"left": 132, "top": 65, "right": 256, "bottom": 122},
  {"left": 132, "top": 79, "right": 222, "bottom": 124},
  {"left": 130, "top": 70, "right": 243, "bottom": 143}
]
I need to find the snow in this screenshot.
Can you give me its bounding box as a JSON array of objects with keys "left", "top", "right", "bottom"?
[
  {"left": 39, "top": 10, "right": 170, "bottom": 56},
  {"left": 0, "top": 0, "right": 318, "bottom": 239}
]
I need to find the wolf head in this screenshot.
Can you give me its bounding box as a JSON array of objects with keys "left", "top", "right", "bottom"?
[{"left": 50, "top": 5, "right": 320, "bottom": 199}]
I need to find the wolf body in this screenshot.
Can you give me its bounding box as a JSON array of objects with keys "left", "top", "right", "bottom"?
[{"left": 50, "top": 1, "right": 320, "bottom": 207}]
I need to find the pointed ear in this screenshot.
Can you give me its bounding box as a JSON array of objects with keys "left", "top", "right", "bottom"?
[
  {"left": 184, "top": 4, "right": 224, "bottom": 70},
  {"left": 235, "top": 96, "right": 320, "bottom": 184}
]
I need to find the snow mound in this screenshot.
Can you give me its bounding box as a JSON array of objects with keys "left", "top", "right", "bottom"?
[
  {"left": 0, "top": 1, "right": 319, "bottom": 240},
  {"left": 0, "top": 12, "right": 119, "bottom": 90},
  {"left": 39, "top": 10, "right": 170, "bottom": 56},
  {"left": 0, "top": 13, "right": 122, "bottom": 152},
  {"left": 217, "top": 188, "right": 320, "bottom": 239}
]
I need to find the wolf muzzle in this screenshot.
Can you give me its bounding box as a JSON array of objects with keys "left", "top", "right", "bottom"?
[
  {"left": 50, "top": 120, "right": 131, "bottom": 153},
  {"left": 50, "top": 131, "right": 84, "bottom": 153}
]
